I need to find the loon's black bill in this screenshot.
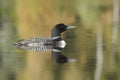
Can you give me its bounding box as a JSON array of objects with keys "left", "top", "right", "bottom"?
[
  {"left": 67, "top": 26, "right": 76, "bottom": 29},
  {"left": 67, "top": 58, "right": 77, "bottom": 62}
]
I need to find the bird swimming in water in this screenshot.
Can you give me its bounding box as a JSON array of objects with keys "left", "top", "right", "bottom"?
[{"left": 14, "top": 23, "right": 76, "bottom": 63}]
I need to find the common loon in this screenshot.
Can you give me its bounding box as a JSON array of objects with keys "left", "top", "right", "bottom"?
[{"left": 14, "top": 23, "right": 76, "bottom": 63}]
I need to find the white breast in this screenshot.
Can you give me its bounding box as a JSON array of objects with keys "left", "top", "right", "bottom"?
[{"left": 57, "top": 40, "right": 66, "bottom": 48}]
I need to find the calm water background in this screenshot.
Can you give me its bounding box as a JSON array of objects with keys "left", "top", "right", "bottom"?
[{"left": 0, "top": 0, "right": 120, "bottom": 80}]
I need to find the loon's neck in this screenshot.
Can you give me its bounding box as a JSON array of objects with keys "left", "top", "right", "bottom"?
[{"left": 51, "top": 28, "right": 61, "bottom": 37}]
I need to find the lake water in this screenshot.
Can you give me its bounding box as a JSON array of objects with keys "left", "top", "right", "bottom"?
[
  {"left": 0, "top": 24, "right": 120, "bottom": 80},
  {"left": 0, "top": 0, "right": 120, "bottom": 80}
]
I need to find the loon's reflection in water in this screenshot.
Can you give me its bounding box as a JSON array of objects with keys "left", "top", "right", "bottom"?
[{"left": 14, "top": 23, "right": 76, "bottom": 64}]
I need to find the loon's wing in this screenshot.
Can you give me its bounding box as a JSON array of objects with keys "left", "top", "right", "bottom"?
[{"left": 14, "top": 37, "right": 53, "bottom": 51}]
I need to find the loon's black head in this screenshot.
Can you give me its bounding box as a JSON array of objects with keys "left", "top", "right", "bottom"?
[
  {"left": 51, "top": 23, "right": 76, "bottom": 37},
  {"left": 54, "top": 23, "right": 67, "bottom": 33},
  {"left": 54, "top": 23, "right": 76, "bottom": 33}
]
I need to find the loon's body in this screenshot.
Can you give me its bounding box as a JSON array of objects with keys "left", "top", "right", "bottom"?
[
  {"left": 14, "top": 37, "right": 66, "bottom": 51},
  {"left": 14, "top": 23, "right": 76, "bottom": 63},
  {"left": 14, "top": 23, "right": 75, "bottom": 51}
]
